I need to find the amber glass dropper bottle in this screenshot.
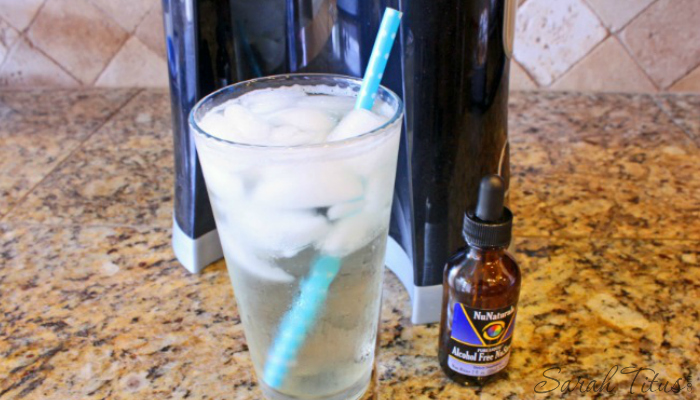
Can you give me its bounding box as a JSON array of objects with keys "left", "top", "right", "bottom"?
[{"left": 438, "top": 175, "right": 521, "bottom": 386}]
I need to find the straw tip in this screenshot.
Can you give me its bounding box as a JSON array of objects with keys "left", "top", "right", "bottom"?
[{"left": 386, "top": 7, "right": 403, "bottom": 18}]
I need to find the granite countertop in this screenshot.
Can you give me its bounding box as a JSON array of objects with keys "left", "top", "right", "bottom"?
[{"left": 1, "top": 89, "right": 699, "bottom": 399}]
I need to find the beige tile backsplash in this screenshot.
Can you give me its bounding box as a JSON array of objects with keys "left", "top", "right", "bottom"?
[{"left": 0, "top": 0, "right": 698, "bottom": 93}]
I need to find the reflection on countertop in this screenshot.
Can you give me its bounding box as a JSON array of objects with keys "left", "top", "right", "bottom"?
[{"left": 1, "top": 89, "right": 699, "bottom": 399}]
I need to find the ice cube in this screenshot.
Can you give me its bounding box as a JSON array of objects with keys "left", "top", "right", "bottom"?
[
  {"left": 327, "top": 109, "right": 389, "bottom": 142},
  {"left": 327, "top": 200, "right": 364, "bottom": 220},
  {"left": 321, "top": 211, "right": 382, "bottom": 257},
  {"left": 344, "top": 128, "right": 401, "bottom": 175},
  {"left": 267, "top": 107, "right": 337, "bottom": 133},
  {"left": 198, "top": 112, "right": 242, "bottom": 143},
  {"left": 232, "top": 206, "right": 331, "bottom": 256},
  {"left": 252, "top": 164, "right": 364, "bottom": 209},
  {"left": 247, "top": 99, "right": 300, "bottom": 115},
  {"left": 268, "top": 125, "right": 325, "bottom": 146},
  {"left": 220, "top": 229, "right": 294, "bottom": 283},
  {"left": 201, "top": 166, "right": 245, "bottom": 201},
  {"left": 239, "top": 87, "right": 307, "bottom": 114},
  {"left": 297, "top": 95, "right": 355, "bottom": 117},
  {"left": 223, "top": 104, "right": 272, "bottom": 143},
  {"left": 364, "top": 165, "right": 396, "bottom": 211},
  {"left": 372, "top": 100, "right": 394, "bottom": 119}
]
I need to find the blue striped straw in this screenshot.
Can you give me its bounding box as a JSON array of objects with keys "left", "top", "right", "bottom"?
[
  {"left": 355, "top": 7, "right": 403, "bottom": 111},
  {"left": 263, "top": 256, "right": 340, "bottom": 389},
  {"left": 263, "top": 8, "right": 402, "bottom": 391}
]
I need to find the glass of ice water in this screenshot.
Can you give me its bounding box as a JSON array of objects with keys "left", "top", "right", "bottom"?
[{"left": 190, "top": 74, "right": 403, "bottom": 400}]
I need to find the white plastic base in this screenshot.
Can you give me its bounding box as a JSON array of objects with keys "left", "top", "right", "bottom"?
[
  {"left": 385, "top": 237, "right": 443, "bottom": 325},
  {"left": 171, "top": 220, "right": 440, "bottom": 322},
  {"left": 172, "top": 217, "right": 223, "bottom": 273}
]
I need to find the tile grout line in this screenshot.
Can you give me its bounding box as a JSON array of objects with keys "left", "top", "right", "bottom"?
[
  {"left": 512, "top": 60, "right": 540, "bottom": 90},
  {"left": 540, "top": 0, "right": 613, "bottom": 89},
  {"left": 614, "top": 32, "right": 660, "bottom": 92},
  {"left": 0, "top": 16, "right": 20, "bottom": 73},
  {"left": 0, "top": 35, "right": 17, "bottom": 77},
  {"left": 89, "top": 0, "right": 136, "bottom": 35},
  {"left": 617, "top": 0, "right": 658, "bottom": 32},
  {"left": 17, "top": 0, "right": 85, "bottom": 86},
  {"left": 664, "top": 58, "right": 700, "bottom": 92},
  {"left": 613, "top": 34, "right": 659, "bottom": 91},
  {"left": 92, "top": 32, "right": 133, "bottom": 86},
  {"left": 21, "top": 0, "right": 135, "bottom": 87},
  {"left": 0, "top": 88, "right": 144, "bottom": 222},
  {"left": 18, "top": 0, "right": 48, "bottom": 35},
  {"left": 29, "top": 40, "right": 84, "bottom": 86},
  {"left": 86, "top": 0, "right": 155, "bottom": 86},
  {"left": 0, "top": 6, "right": 31, "bottom": 77},
  {"left": 543, "top": 23, "right": 611, "bottom": 90},
  {"left": 133, "top": 1, "right": 161, "bottom": 35},
  {"left": 611, "top": 0, "right": 668, "bottom": 91},
  {"left": 526, "top": 0, "right": 663, "bottom": 93},
  {"left": 587, "top": 0, "right": 659, "bottom": 34}
]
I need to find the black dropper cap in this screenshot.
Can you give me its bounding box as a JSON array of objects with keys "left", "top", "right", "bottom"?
[{"left": 462, "top": 175, "right": 513, "bottom": 248}]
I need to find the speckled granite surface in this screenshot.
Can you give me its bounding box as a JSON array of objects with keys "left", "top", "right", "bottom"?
[
  {"left": 1, "top": 90, "right": 699, "bottom": 399},
  {"left": 0, "top": 89, "right": 138, "bottom": 217}
]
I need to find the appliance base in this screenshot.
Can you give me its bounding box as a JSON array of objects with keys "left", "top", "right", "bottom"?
[
  {"left": 385, "top": 237, "right": 443, "bottom": 325},
  {"left": 170, "top": 222, "right": 442, "bottom": 323},
  {"left": 172, "top": 217, "right": 223, "bottom": 274}
]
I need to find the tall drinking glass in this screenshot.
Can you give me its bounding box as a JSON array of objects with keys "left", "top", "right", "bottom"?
[{"left": 190, "top": 74, "right": 403, "bottom": 400}]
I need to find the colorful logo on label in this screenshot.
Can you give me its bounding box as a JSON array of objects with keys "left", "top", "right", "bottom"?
[
  {"left": 482, "top": 321, "right": 506, "bottom": 340},
  {"left": 451, "top": 303, "right": 516, "bottom": 346}
]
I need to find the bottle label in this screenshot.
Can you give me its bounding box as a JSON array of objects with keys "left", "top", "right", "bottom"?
[{"left": 447, "top": 303, "right": 517, "bottom": 377}]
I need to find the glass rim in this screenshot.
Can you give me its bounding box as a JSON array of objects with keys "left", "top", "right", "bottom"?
[{"left": 189, "top": 73, "right": 404, "bottom": 150}]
